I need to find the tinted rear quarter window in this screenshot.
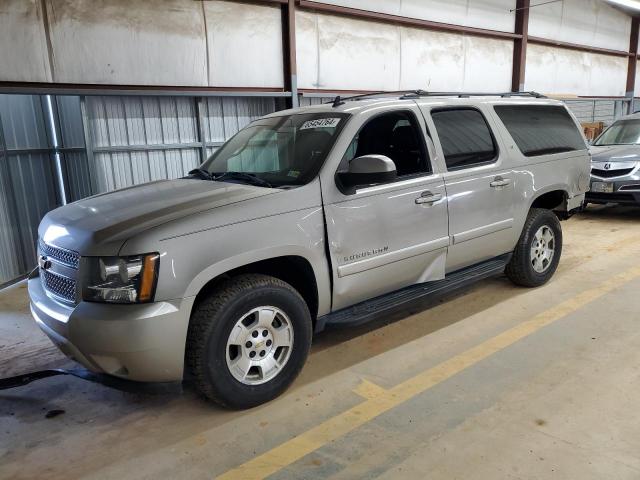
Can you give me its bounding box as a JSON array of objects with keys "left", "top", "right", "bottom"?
[
  {"left": 494, "top": 105, "right": 586, "bottom": 157},
  {"left": 431, "top": 108, "right": 498, "bottom": 171}
]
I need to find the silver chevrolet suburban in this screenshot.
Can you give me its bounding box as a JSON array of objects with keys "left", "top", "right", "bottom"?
[{"left": 28, "top": 92, "right": 590, "bottom": 408}]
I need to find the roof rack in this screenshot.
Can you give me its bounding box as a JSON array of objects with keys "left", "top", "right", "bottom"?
[
  {"left": 328, "top": 90, "right": 546, "bottom": 107},
  {"left": 328, "top": 90, "right": 425, "bottom": 107},
  {"left": 399, "top": 91, "right": 546, "bottom": 99}
]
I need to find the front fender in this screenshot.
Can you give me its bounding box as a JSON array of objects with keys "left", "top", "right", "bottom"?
[
  {"left": 184, "top": 244, "right": 327, "bottom": 299},
  {"left": 156, "top": 205, "right": 332, "bottom": 316}
]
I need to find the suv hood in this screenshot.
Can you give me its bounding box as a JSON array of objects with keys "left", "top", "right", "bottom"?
[
  {"left": 590, "top": 144, "right": 640, "bottom": 163},
  {"left": 39, "top": 179, "right": 275, "bottom": 255}
]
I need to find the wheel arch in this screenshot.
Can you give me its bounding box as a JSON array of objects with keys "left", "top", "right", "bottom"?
[
  {"left": 528, "top": 188, "right": 569, "bottom": 212},
  {"left": 190, "top": 254, "right": 321, "bottom": 322}
]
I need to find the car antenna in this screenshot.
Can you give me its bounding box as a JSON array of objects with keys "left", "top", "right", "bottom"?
[{"left": 332, "top": 95, "right": 345, "bottom": 108}]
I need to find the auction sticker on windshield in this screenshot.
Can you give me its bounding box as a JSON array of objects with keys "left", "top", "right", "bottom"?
[{"left": 300, "top": 118, "right": 341, "bottom": 130}]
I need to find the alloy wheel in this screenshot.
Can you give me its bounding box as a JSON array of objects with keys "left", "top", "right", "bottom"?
[
  {"left": 530, "top": 225, "right": 555, "bottom": 273},
  {"left": 225, "top": 306, "right": 294, "bottom": 385}
]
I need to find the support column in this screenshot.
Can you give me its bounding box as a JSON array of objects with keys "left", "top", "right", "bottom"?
[
  {"left": 626, "top": 17, "right": 639, "bottom": 114},
  {"left": 282, "top": 0, "right": 298, "bottom": 108},
  {"left": 42, "top": 94, "right": 68, "bottom": 205},
  {"left": 195, "top": 97, "right": 209, "bottom": 163},
  {"left": 511, "top": 0, "right": 530, "bottom": 92}
]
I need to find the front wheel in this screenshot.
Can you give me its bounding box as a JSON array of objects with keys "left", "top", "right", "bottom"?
[
  {"left": 506, "top": 208, "right": 562, "bottom": 287},
  {"left": 186, "top": 274, "right": 312, "bottom": 409}
]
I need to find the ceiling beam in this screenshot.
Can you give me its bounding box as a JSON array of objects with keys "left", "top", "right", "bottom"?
[
  {"left": 528, "top": 36, "right": 633, "bottom": 57},
  {"left": 0, "top": 82, "right": 289, "bottom": 97}
]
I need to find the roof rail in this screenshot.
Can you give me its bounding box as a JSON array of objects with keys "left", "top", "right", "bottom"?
[
  {"left": 399, "top": 91, "right": 547, "bottom": 99},
  {"left": 328, "top": 90, "right": 428, "bottom": 107},
  {"left": 327, "top": 90, "right": 546, "bottom": 107}
]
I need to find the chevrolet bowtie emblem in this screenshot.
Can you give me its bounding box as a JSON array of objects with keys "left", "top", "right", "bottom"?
[{"left": 38, "top": 255, "right": 52, "bottom": 270}]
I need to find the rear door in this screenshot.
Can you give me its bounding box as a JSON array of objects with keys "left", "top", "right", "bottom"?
[
  {"left": 320, "top": 106, "right": 450, "bottom": 310},
  {"left": 424, "top": 105, "right": 517, "bottom": 272}
]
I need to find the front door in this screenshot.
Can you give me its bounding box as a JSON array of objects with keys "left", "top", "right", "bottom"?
[
  {"left": 425, "top": 105, "right": 516, "bottom": 272},
  {"left": 322, "top": 107, "right": 450, "bottom": 310}
]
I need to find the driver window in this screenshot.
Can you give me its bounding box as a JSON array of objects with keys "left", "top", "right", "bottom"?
[{"left": 341, "top": 111, "right": 431, "bottom": 177}]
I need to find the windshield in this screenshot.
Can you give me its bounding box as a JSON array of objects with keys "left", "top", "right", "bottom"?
[
  {"left": 198, "top": 112, "right": 349, "bottom": 187},
  {"left": 594, "top": 119, "right": 640, "bottom": 146}
]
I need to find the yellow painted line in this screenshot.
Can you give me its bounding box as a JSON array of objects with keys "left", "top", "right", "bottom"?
[
  {"left": 217, "top": 264, "right": 640, "bottom": 480},
  {"left": 353, "top": 379, "right": 388, "bottom": 400}
]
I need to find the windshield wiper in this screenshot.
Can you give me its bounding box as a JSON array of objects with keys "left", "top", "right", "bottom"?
[
  {"left": 212, "top": 171, "right": 273, "bottom": 188},
  {"left": 187, "top": 168, "right": 214, "bottom": 180}
]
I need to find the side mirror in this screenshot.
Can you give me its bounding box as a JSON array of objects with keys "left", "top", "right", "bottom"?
[{"left": 338, "top": 155, "right": 397, "bottom": 189}]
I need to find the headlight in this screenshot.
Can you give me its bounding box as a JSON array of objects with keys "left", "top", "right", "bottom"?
[{"left": 82, "top": 253, "right": 159, "bottom": 304}]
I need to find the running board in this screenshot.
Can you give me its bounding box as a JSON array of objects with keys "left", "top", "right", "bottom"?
[{"left": 316, "top": 254, "right": 511, "bottom": 332}]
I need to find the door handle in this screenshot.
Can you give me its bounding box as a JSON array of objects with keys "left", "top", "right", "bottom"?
[
  {"left": 490, "top": 176, "right": 511, "bottom": 188},
  {"left": 415, "top": 191, "right": 443, "bottom": 205}
]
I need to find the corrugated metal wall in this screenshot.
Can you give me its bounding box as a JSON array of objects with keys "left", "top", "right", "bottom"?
[
  {"left": 0, "top": 95, "right": 60, "bottom": 284},
  {"left": 57, "top": 95, "right": 92, "bottom": 202},
  {"left": 77, "top": 96, "right": 283, "bottom": 193},
  {"left": 0, "top": 105, "right": 23, "bottom": 282},
  {"left": 86, "top": 96, "right": 201, "bottom": 192},
  {"left": 299, "top": 96, "right": 333, "bottom": 107},
  {"left": 0, "top": 94, "right": 284, "bottom": 285}
]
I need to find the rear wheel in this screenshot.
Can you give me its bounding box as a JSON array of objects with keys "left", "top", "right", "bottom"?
[
  {"left": 186, "top": 274, "right": 312, "bottom": 409},
  {"left": 506, "top": 208, "right": 562, "bottom": 287}
]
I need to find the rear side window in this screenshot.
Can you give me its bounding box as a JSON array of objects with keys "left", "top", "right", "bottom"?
[
  {"left": 494, "top": 105, "right": 586, "bottom": 157},
  {"left": 431, "top": 108, "right": 498, "bottom": 170}
]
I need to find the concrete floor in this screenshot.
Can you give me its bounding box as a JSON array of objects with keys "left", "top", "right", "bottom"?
[{"left": 2, "top": 204, "right": 640, "bottom": 479}]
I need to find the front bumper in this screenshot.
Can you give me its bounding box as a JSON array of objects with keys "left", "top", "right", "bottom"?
[
  {"left": 586, "top": 177, "right": 640, "bottom": 205},
  {"left": 28, "top": 273, "right": 194, "bottom": 382}
]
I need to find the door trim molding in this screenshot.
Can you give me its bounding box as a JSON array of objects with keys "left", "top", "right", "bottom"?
[
  {"left": 453, "top": 218, "right": 514, "bottom": 245},
  {"left": 337, "top": 236, "right": 450, "bottom": 278}
]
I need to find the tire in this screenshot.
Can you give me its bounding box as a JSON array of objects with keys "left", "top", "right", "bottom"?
[
  {"left": 505, "top": 208, "right": 562, "bottom": 288},
  {"left": 186, "top": 274, "right": 312, "bottom": 409}
]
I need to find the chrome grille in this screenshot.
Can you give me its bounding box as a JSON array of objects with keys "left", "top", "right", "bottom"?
[
  {"left": 41, "top": 269, "right": 77, "bottom": 303},
  {"left": 39, "top": 240, "right": 80, "bottom": 269},
  {"left": 38, "top": 239, "right": 80, "bottom": 304}
]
